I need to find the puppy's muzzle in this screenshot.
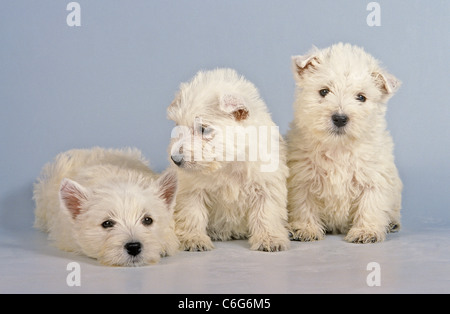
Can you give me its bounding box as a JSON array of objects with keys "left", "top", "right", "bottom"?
[
  {"left": 125, "top": 242, "right": 142, "bottom": 257},
  {"left": 171, "top": 154, "right": 184, "bottom": 167},
  {"left": 332, "top": 114, "right": 349, "bottom": 128}
]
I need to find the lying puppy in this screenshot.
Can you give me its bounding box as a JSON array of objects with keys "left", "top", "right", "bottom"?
[{"left": 33, "top": 147, "right": 179, "bottom": 266}]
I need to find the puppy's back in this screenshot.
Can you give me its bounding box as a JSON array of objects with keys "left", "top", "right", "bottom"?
[{"left": 33, "top": 147, "right": 152, "bottom": 232}]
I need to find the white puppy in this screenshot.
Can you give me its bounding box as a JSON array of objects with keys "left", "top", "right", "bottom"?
[
  {"left": 168, "top": 68, "right": 290, "bottom": 252},
  {"left": 287, "top": 43, "right": 402, "bottom": 243},
  {"left": 33, "top": 147, "right": 179, "bottom": 266}
]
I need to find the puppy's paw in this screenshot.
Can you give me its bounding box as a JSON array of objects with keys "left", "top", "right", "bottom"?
[
  {"left": 289, "top": 224, "right": 325, "bottom": 242},
  {"left": 345, "top": 228, "right": 385, "bottom": 244},
  {"left": 250, "top": 235, "right": 290, "bottom": 252},
  {"left": 388, "top": 222, "right": 401, "bottom": 233},
  {"left": 180, "top": 235, "right": 214, "bottom": 252}
]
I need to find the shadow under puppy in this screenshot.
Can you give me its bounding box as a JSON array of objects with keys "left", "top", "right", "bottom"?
[
  {"left": 168, "top": 68, "right": 290, "bottom": 252},
  {"left": 287, "top": 43, "right": 402, "bottom": 243},
  {"left": 33, "top": 147, "right": 179, "bottom": 266}
]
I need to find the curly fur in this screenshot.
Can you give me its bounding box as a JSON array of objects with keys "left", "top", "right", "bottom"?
[
  {"left": 168, "top": 68, "right": 290, "bottom": 252},
  {"left": 287, "top": 43, "right": 402, "bottom": 243}
]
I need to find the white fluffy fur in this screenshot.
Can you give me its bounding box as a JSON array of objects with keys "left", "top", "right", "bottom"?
[
  {"left": 33, "top": 147, "right": 179, "bottom": 266},
  {"left": 287, "top": 43, "right": 402, "bottom": 243},
  {"left": 168, "top": 68, "right": 290, "bottom": 252}
]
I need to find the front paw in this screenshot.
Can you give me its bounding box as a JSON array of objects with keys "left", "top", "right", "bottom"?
[
  {"left": 289, "top": 224, "right": 325, "bottom": 242},
  {"left": 250, "top": 235, "right": 290, "bottom": 252},
  {"left": 388, "top": 222, "right": 401, "bottom": 233},
  {"left": 180, "top": 234, "right": 214, "bottom": 252},
  {"left": 345, "top": 228, "right": 386, "bottom": 244}
]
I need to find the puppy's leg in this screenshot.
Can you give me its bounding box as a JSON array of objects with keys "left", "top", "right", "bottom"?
[
  {"left": 388, "top": 176, "right": 402, "bottom": 233},
  {"left": 247, "top": 187, "right": 290, "bottom": 252},
  {"left": 207, "top": 201, "right": 237, "bottom": 241},
  {"left": 174, "top": 190, "right": 214, "bottom": 251},
  {"left": 345, "top": 186, "right": 391, "bottom": 244},
  {"left": 160, "top": 220, "right": 181, "bottom": 257},
  {"left": 288, "top": 182, "right": 325, "bottom": 241},
  {"left": 388, "top": 199, "right": 401, "bottom": 233}
]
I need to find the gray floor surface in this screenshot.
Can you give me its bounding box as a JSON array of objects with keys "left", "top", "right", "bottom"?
[{"left": 1, "top": 216, "right": 449, "bottom": 294}]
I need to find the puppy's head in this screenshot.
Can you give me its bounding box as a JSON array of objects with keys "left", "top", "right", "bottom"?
[
  {"left": 167, "top": 68, "right": 262, "bottom": 173},
  {"left": 59, "top": 170, "right": 178, "bottom": 266},
  {"left": 291, "top": 43, "right": 401, "bottom": 143}
]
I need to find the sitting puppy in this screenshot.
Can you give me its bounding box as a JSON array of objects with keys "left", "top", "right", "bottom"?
[
  {"left": 33, "top": 147, "right": 179, "bottom": 266},
  {"left": 287, "top": 43, "right": 402, "bottom": 243},
  {"left": 168, "top": 68, "right": 290, "bottom": 252}
]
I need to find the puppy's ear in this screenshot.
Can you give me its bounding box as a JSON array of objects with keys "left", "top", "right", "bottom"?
[
  {"left": 167, "top": 92, "right": 181, "bottom": 121},
  {"left": 292, "top": 49, "right": 320, "bottom": 81},
  {"left": 156, "top": 170, "right": 178, "bottom": 211},
  {"left": 169, "top": 91, "right": 181, "bottom": 109},
  {"left": 59, "top": 178, "right": 89, "bottom": 219},
  {"left": 372, "top": 71, "right": 401, "bottom": 95},
  {"left": 219, "top": 94, "right": 249, "bottom": 121}
]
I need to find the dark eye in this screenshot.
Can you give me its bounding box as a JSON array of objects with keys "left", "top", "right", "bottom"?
[
  {"left": 319, "top": 88, "right": 330, "bottom": 97},
  {"left": 356, "top": 94, "right": 366, "bottom": 102},
  {"left": 142, "top": 216, "right": 153, "bottom": 226},
  {"left": 201, "top": 125, "right": 213, "bottom": 137},
  {"left": 101, "top": 220, "right": 115, "bottom": 229}
]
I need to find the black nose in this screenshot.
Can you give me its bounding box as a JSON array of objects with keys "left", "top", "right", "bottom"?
[
  {"left": 332, "top": 114, "right": 349, "bottom": 127},
  {"left": 171, "top": 154, "right": 184, "bottom": 167},
  {"left": 125, "top": 242, "right": 141, "bottom": 256}
]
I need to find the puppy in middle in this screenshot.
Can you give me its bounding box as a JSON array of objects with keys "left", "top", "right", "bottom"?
[{"left": 167, "top": 68, "right": 289, "bottom": 252}]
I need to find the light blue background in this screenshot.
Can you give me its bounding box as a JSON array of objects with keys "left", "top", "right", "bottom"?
[
  {"left": 0, "top": 0, "right": 449, "bottom": 294},
  {"left": 0, "top": 1, "right": 449, "bottom": 249}
]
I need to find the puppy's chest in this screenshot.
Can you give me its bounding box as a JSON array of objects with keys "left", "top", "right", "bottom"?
[
  {"left": 208, "top": 180, "right": 250, "bottom": 206},
  {"left": 312, "top": 153, "right": 362, "bottom": 200}
]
